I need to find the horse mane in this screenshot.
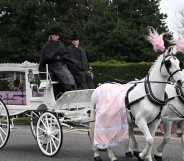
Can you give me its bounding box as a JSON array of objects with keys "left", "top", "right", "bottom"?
[{"left": 148, "top": 54, "right": 164, "bottom": 74}]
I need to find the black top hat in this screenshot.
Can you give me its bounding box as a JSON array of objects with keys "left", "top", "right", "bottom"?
[
  {"left": 47, "top": 25, "right": 61, "bottom": 36},
  {"left": 71, "top": 33, "right": 80, "bottom": 41}
]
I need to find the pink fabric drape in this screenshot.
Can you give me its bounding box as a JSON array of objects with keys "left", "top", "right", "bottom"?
[{"left": 94, "top": 83, "right": 132, "bottom": 149}]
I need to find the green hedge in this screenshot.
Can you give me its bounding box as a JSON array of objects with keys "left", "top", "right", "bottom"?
[{"left": 90, "top": 61, "right": 151, "bottom": 84}]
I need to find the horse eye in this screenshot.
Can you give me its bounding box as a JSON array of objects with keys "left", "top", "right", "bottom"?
[{"left": 165, "top": 60, "right": 171, "bottom": 69}]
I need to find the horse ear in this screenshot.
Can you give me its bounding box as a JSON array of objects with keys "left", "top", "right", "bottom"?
[
  {"left": 167, "top": 47, "right": 172, "bottom": 54},
  {"left": 164, "top": 46, "right": 176, "bottom": 56},
  {"left": 165, "top": 60, "right": 171, "bottom": 69}
]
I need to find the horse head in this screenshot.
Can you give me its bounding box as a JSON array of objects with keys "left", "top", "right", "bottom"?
[
  {"left": 146, "top": 27, "right": 184, "bottom": 84},
  {"left": 159, "top": 47, "right": 184, "bottom": 83}
]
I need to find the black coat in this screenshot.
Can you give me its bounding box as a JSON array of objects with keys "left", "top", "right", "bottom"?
[
  {"left": 66, "top": 45, "right": 89, "bottom": 72},
  {"left": 39, "top": 40, "right": 66, "bottom": 71},
  {"left": 66, "top": 45, "right": 95, "bottom": 89},
  {"left": 39, "top": 40, "right": 76, "bottom": 93}
]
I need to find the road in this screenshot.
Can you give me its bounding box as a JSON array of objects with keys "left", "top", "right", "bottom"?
[{"left": 0, "top": 125, "right": 182, "bottom": 161}]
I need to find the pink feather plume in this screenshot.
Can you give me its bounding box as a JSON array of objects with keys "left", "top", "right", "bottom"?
[
  {"left": 146, "top": 27, "right": 165, "bottom": 53},
  {"left": 175, "top": 38, "right": 184, "bottom": 53}
]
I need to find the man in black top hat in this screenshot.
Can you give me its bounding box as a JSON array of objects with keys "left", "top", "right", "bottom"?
[
  {"left": 39, "top": 26, "right": 76, "bottom": 98},
  {"left": 66, "top": 33, "right": 95, "bottom": 89}
]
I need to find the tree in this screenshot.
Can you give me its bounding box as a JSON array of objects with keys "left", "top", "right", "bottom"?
[
  {"left": 0, "top": 0, "right": 168, "bottom": 62},
  {"left": 102, "top": 0, "right": 168, "bottom": 61}
]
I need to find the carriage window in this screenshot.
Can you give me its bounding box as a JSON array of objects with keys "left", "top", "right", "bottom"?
[
  {"left": 31, "top": 74, "right": 44, "bottom": 97},
  {"left": 0, "top": 71, "right": 26, "bottom": 105}
]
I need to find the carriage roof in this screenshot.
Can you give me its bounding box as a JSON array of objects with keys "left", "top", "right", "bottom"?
[{"left": 0, "top": 61, "right": 38, "bottom": 72}]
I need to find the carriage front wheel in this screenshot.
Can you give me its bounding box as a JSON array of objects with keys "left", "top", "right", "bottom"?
[
  {"left": 0, "top": 99, "right": 10, "bottom": 149},
  {"left": 36, "top": 112, "right": 63, "bottom": 156}
]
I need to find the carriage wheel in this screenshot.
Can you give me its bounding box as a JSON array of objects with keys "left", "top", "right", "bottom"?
[
  {"left": 36, "top": 112, "right": 63, "bottom": 156},
  {"left": 0, "top": 99, "right": 10, "bottom": 149},
  {"left": 30, "top": 111, "right": 40, "bottom": 140}
]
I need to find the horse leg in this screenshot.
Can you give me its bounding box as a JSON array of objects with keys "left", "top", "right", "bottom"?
[
  {"left": 147, "top": 119, "right": 162, "bottom": 161},
  {"left": 107, "top": 148, "right": 118, "bottom": 161},
  {"left": 126, "top": 120, "right": 139, "bottom": 158},
  {"left": 155, "top": 120, "right": 172, "bottom": 157},
  {"left": 89, "top": 109, "right": 102, "bottom": 161},
  {"left": 130, "top": 123, "right": 139, "bottom": 154},
  {"left": 136, "top": 119, "right": 154, "bottom": 161},
  {"left": 180, "top": 121, "right": 184, "bottom": 161}
]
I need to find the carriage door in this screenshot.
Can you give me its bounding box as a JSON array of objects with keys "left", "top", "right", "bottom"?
[{"left": 0, "top": 71, "right": 26, "bottom": 105}]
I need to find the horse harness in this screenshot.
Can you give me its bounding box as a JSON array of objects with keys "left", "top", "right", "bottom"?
[
  {"left": 125, "top": 55, "right": 182, "bottom": 125},
  {"left": 125, "top": 75, "right": 167, "bottom": 126},
  {"left": 175, "top": 85, "right": 184, "bottom": 104}
]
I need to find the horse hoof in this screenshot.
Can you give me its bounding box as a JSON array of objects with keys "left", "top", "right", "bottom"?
[
  {"left": 133, "top": 151, "right": 140, "bottom": 158},
  {"left": 154, "top": 154, "right": 162, "bottom": 161},
  {"left": 98, "top": 148, "right": 107, "bottom": 152},
  {"left": 125, "top": 151, "right": 133, "bottom": 158},
  {"left": 94, "top": 156, "right": 103, "bottom": 161},
  {"left": 136, "top": 154, "right": 144, "bottom": 161},
  {"left": 137, "top": 156, "right": 144, "bottom": 161}
]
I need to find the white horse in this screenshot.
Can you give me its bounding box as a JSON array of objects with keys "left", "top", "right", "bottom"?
[
  {"left": 89, "top": 48, "right": 184, "bottom": 161},
  {"left": 154, "top": 73, "right": 184, "bottom": 161}
]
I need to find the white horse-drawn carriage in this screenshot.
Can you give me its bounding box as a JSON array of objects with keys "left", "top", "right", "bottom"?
[
  {"left": 0, "top": 61, "right": 94, "bottom": 156},
  {"left": 1, "top": 28, "right": 184, "bottom": 161}
]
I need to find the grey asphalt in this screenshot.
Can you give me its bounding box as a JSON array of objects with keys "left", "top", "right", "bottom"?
[{"left": 0, "top": 125, "right": 182, "bottom": 161}]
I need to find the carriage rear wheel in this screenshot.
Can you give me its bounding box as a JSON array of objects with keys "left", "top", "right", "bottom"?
[
  {"left": 0, "top": 99, "right": 10, "bottom": 149},
  {"left": 36, "top": 112, "right": 63, "bottom": 156}
]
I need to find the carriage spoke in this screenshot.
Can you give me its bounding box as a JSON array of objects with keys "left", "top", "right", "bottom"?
[
  {"left": 0, "top": 132, "right": 4, "bottom": 143},
  {"left": 38, "top": 134, "right": 44, "bottom": 139},
  {"left": 49, "top": 117, "right": 53, "bottom": 127},
  {"left": 45, "top": 115, "right": 49, "bottom": 128},
  {"left": 46, "top": 140, "right": 49, "bottom": 152},
  {"left": 51, "top": 137, "right": 57, "bottom": 150},
  {"left": 0, "top": 127, "right": 7, "bottom": 136},
  {"left": 40, "top": 119, "right": 47, "bottom": 129},
  {"left": 51, "top": 134, "right": 60, "bottom": 142},
  {"left": 38, "top": 127, "right": 46, "bottom": 133},
  {"left": 52, "top": 129, "right": 60, "bottom": 135},
  {"left": 50, "top": 139, "right": 53, "bottom": 154},
  {"left": 50, "top": 117, "right": 58, "bottom": 128}
]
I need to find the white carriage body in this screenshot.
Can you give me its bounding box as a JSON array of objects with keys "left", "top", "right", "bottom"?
[
  {"left": 0, "top": 61, "right": 94, "bottom": 121},
  {"left": 0, "top": 61, "right": 54, "bottom": 115},
  {"left": 0, "top": 61, "right": 94, "bottom": 156}
]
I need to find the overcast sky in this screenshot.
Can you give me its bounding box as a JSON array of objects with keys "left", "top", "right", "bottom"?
[{"left": 160, "top": 0, "right": 184, "bottom": 38}]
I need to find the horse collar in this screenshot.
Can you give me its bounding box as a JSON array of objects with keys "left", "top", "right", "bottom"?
[{"left": 144, "top": 75, "right": 167, "bottom": 106}]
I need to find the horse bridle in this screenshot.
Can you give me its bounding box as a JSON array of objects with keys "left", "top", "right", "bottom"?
[
  {"left": 145, "top": 54, "right": 182, "bottom": 106},
  {"left": 160, "top": 54, "right": 182, "bottom": 82}
]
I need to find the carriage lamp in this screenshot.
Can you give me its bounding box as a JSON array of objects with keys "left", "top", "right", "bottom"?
[{"left": 28, "top": 69, "right": 34, "bottom": 83}]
